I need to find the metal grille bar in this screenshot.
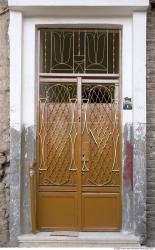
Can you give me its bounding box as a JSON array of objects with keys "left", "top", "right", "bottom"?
[
  {"left": 40, "top": 73, "right": 120, "bottom": 78},
  {"left": 40, "top": 77, "right": 119, "bottom": 84}
]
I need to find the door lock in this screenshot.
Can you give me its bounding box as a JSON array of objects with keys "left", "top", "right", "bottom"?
[{"left": 81, "top": 154, "right": 89, "bottom": 172}]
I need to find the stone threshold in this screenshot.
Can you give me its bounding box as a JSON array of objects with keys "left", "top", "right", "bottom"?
[{"left": 18, "top": 232, "right": 141, "bottom": 247}]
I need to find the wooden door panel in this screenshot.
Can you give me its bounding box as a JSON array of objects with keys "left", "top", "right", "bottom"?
[
  {"left": 38, "top": 192, "right": 78, "bottom": 230},
  {"left": 82, "top": 193, "right": 121, "bottom": 231}
]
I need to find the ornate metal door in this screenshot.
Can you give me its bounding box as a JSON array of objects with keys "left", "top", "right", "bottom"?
[{"left": 37, "top": 77, "right": 121, "bottom": 231}]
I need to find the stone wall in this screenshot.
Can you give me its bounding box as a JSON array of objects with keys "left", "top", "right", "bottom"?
[
  {"left": 0, "top": 0, "right": 10, "bottom": 247},
  {"left": 146, "top": 1, "right": 155, "bottom": 247}
]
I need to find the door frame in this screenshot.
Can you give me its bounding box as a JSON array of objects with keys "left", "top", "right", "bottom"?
[{"left": 36, "top": 27, "right": 122, "bottom": 231}]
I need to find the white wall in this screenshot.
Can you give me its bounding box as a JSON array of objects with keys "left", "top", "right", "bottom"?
[
  {"left": 10, "top": 11, "right": 23, "bottom": 131},
  {"left": 9, "top": 0, "right": 149, "bottom": 7}
]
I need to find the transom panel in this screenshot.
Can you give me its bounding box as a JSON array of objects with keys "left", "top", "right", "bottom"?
[{"left": 40, "top": 29, "right": 120, "bottom": 74}]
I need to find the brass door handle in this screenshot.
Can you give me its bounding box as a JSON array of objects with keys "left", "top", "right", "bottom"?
[
  {"left": 82, "top": 154, "right": 89, "bottom": 172},
  {"left": 29, "top": 162, "right": 36, "bottom": 177}
]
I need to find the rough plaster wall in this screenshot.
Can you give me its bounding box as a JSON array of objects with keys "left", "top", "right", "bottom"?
[
  {"left": 122, "top": 123, "right": 134, "bottom": 233},
  {"left": 146, "top": 1, "right": 155, "bottom": 247},
  {"left": 0, "top": 0, "right": 10, "bottom": 247}
]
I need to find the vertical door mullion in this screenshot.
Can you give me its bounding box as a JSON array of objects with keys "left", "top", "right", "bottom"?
[{"left": 77, "top": 76, "right": 82, "bottom": 230}]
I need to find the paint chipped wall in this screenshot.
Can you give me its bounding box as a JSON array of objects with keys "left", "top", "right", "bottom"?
[
  {"left": 133, "top": 123, "right": 146, "bottom": 240},
  {"left": 9, "top": 125, "right": 35, "bottom": 246},
  {"left": 122, "top": 122, "right": 146, "bottom": 244},
  {"left": 122, "top": 123, "right": 134, "bottom": 233},
  {"left": 0, "top": 0, "right": 10, "bottom": 247},
  {"left": 21, "top": 125, "right": 35, "bottom": 234}
]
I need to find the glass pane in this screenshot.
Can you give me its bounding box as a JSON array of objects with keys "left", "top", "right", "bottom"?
[
  {"left": 40, "top": 83, "right": 77, "bottom": 103},
  {"left": 82, "top": 84, "right": 118, "bottom": 103}
]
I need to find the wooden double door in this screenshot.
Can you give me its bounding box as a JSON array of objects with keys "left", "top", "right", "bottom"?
[{"left": 37, "top": 77, "right": 121, "bottom": 231}]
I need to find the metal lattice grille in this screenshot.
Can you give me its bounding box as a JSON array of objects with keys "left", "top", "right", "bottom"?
[
  {"left": 81, "top": 84, "right": 120, "bottom": 186},
  {"left": 38, "top": 80, "right": 120, "bottom": 187},
  {"left": 40, "top": 29, "right": 119, "bottom": 74},
  {"left": 39, "top": 83, "right": 78, "bottom": 185}
]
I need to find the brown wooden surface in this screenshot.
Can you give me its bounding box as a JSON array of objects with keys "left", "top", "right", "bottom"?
[
  {"left": 36, "top": 77, "right": 121, "bottom": 231},
  {"left": 82, "top": 193, "right": 121, "bottom": 231}
]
